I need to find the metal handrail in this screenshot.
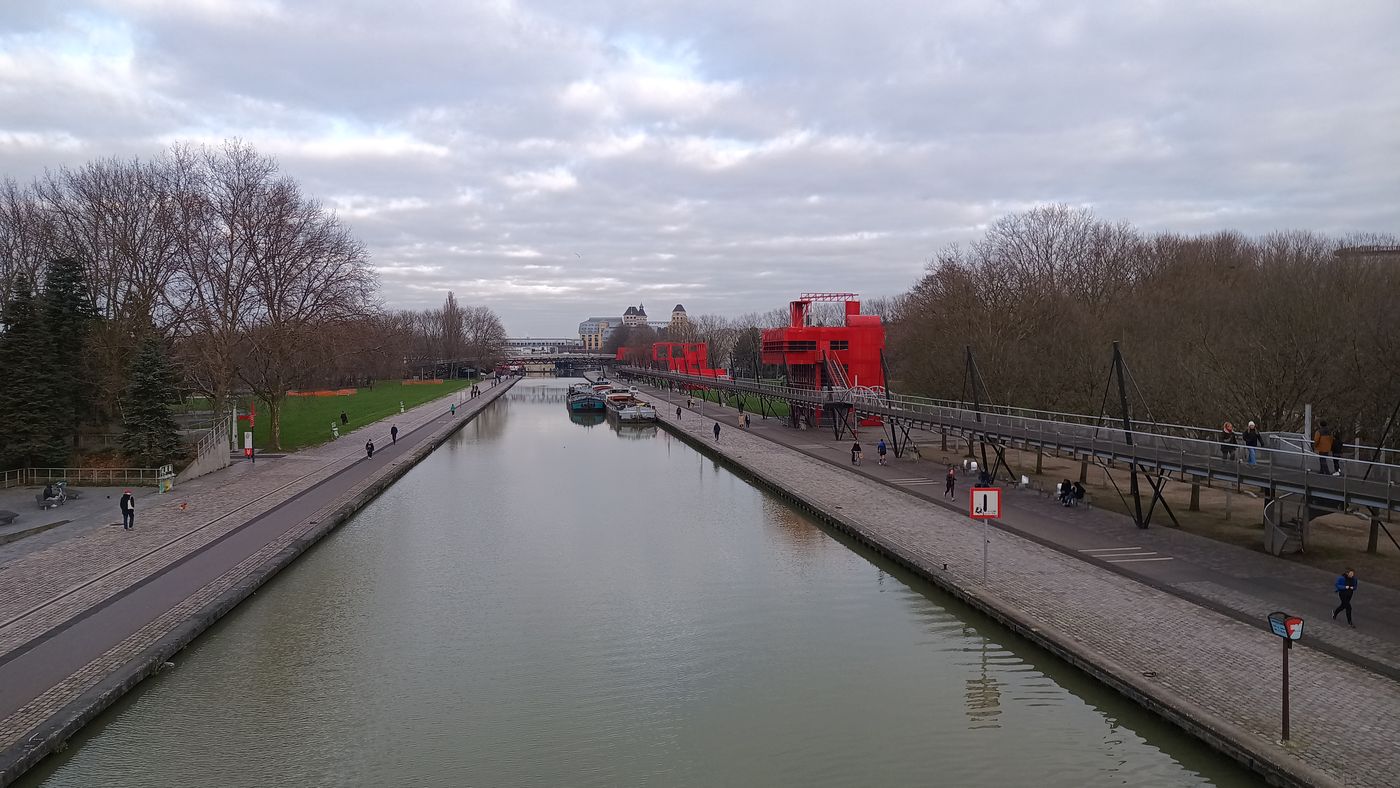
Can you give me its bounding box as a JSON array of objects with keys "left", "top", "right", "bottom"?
[
  {"left": 1, "top": 467, "right": 163, "bottom": 487},
  {"left": 621, "top": 366, "right": 1400, "bottom": 485}
]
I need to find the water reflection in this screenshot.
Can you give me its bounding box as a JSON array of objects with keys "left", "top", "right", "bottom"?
[
  {"left": 569, "top": 412, "right": 606, "bottom": 428},
  {"left": 964, "top": 633, "right": 1005, "bottom": 729},
  {"left": 610, "top": 421, "right": 658, "bottom": 440}
]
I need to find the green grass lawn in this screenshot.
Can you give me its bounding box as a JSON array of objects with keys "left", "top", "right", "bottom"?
[
  {"left": 240, "top": 379, "right": 477, "bottom": 451},
  {"left": 690, "top": 388, "right": 791, "bottom": 418}
]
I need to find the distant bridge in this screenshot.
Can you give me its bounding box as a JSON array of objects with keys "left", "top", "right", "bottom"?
[{"left": 502, "top": 352, "right": 612, "bottom": 364}]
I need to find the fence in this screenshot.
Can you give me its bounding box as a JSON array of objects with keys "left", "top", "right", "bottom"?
[{"left": 0, "top": 467, "right": 163, "bottom": 489}]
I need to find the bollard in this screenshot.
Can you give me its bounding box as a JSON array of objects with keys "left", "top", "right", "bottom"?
[
  {"left": 331, "top": 422, "right": 339, "bottom": 439},
  {"left": 400, "top": 400, "right": 405, "bottom": 413}
]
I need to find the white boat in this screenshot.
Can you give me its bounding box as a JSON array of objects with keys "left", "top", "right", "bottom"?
[{"left": 604, "top": 387, "right": 658, "bottom": 422}]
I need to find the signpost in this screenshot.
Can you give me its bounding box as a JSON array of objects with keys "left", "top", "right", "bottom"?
[
  {"left": 1266, "top": 611, "right": 1305, "bottom": 741},
  {"left": 244, "top": 431, "right": 254, "bottom": 463},
  {"left": 970, "top": 487, "right": 1001, "bottom": 583}
]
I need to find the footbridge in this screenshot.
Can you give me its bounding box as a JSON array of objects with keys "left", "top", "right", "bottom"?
[{"left": 616, "top": 366, "right": 1400, "bottom": 541}]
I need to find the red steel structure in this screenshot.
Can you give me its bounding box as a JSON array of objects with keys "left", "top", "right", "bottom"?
[
  {"left": 616, "top": 342, "right": 728, "bottom": 378},
  {"left": 651, "top": 342, "right": 727, "bottom": 378},
  {"left": 760, "top": 293, "right": 885, "bottom": 392}
]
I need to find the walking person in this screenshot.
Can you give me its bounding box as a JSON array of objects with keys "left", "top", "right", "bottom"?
[
  {"left": 713, "top": 422, "right": 721, "bottom": 441},
  {"left": 1313, "top": 421, "right": 1336, "bottom": 475},
  {"left": 676, "top": 406, "right": 682, "bottom": 419},
  {"left": 391, "top": 425, "right": 398, "bottom": 444},
  {"left": 450, "top": 403, "right": 457, "bottom": 416},
  {"left": 945, "top": 467, "right": 956, "bottom": 498},
  {"left": 876, "top": 438, "right": 888, "bottom": 465},
  {"left": 365, "top": 439, "right": 375, "bottom": 459},
  {"left": 851, "top": 441, "right": 862, "bottom": 466},
  {"left": 1243, "top": 421, "right": 1260, "bottom": 466},
  {"left": 340, "top": 411, "right": 349, "bottom": 426},
  {"left": 1332, "top": 427, "right": 1347, "bottom": 476},
  {"left": 744, "top": 414, "right": 751, "bottom": 429},
  {"left": 1219, "top": 422, "right": 1237, "bottom": 462},
  {"left": 119, "top": 489, "right": 135, "bottom": 531},
  {"left": 1333, "top": 568, "right": 1358, "bottom": 626}
]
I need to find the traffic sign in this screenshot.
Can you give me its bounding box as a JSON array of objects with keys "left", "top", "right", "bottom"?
[
  {"left": 970, "top": 487, "right": 1001, "bottom": 519},
  {"left": 1266, "top": 610, "right": 1305, "bottom": 741}
]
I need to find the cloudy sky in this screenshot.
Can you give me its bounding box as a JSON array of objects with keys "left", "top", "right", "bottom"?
[{"left": 2, "top": 1, "right": 1397, "bottom": 335}]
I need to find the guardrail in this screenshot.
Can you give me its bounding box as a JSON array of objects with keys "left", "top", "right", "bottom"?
[
  {"left": 620, "top": 365, "right": 1400, "bottom": 511},
  {"left": 0, "top": 467, "right": 163, "bottom": 489}
]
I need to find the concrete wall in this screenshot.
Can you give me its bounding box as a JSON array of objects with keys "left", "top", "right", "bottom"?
[{"left": 176, "top": 421, "right": 231, "bottom": 483}]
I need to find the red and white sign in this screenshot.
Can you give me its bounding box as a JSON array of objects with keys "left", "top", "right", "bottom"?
[
  {"left": 243, "top": 431, "right": 254, "bottom": 458},
  {"left": 970, "top": 487, "right": 1001, "bottom": 519},
  {"left": 1285, "top": 617, "right": 1304, "bottom": 640}
]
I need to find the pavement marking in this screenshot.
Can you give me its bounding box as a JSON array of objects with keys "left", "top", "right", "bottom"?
[
  {"left": 1106, "top": 556, "right": 1176, "bottom": 563},
  {"left": 1081, "top": 547, "right": 1150, "bottom": 553}
]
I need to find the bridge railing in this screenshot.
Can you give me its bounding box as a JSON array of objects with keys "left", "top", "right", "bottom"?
[
  {"left": 622, "top": 366, "right": 1399, "bottom": 499},
  {"left": 847, "top": 389, "right": 1397, "bottom": 495}
]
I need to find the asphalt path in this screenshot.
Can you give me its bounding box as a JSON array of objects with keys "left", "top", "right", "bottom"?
[{"left": 0, "top": 395, "right": 489, "bottom": 721}]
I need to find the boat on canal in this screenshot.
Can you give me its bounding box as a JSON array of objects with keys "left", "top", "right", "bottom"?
[
  {"left": 604, "top": 387, "right": 658, "bottom": 422},
  {"left": 566, "top": 383, "right": 607, "bottom": 413}
]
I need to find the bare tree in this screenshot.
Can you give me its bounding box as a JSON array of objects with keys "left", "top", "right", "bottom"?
[{"left": 238, "top": 179, "right": 376, "bottom": 449}]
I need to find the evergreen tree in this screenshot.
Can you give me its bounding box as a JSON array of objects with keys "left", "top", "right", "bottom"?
[
  {"left": 119, "top": 337, "right": 184, "bottom": 467},
  {"left": 40, "top": 257, "right": 98, "bottom": 449},
  {"left": 0, "top": 276, "right": 67, "bottom": 468}
]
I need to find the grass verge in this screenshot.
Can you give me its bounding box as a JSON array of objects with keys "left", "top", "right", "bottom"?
[{"left": 239, "top": 379, "right": 476, "bottom": 452}]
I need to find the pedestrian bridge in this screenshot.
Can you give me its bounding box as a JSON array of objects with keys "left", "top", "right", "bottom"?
[{"left": 617, "top": 366, "right": 1400, "bottom": 521}]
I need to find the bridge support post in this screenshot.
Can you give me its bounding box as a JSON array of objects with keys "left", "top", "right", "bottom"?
[
  {"left": 1189, "top": 478, "right": 1201, "bottom": 511},
  {"left": 1078, "top": 459, "right": 1088, "bottom": 485},
  {"left": 1035, "top": 448, "right": 1043, "bottom": 475}
]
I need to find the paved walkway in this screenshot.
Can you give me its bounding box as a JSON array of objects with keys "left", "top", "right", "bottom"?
[
  {"left": 644, "top": 383, "right": 1399, "bottom": 787},
  {"left": 0, "top": 379, "right": 516, "bottom": 785},
  {"left": 648, "top": 386, "right": 1400, "bottom": 678}
]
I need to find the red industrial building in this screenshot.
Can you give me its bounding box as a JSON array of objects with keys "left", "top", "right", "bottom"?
[{"left": 759, "top": 293, "right": 886, "bottom": 392}]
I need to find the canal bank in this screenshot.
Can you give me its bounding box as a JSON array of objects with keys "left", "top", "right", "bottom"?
[
  {"left": 648, "top": 399, "right": 1388, "bottom": 788},
  {"left": 19, "top": 378, "right": 1257, "bottom": 788},
  {"left": 0, "top": 378, "right": 518, "bottom": 787}
]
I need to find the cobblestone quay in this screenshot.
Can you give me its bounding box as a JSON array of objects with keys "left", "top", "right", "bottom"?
[
  {"left": 655, "top": 404, "right": 1398, "bottom": 788},
  {"left": 0, "top": 378, "right": 517, "bottom": 786}
]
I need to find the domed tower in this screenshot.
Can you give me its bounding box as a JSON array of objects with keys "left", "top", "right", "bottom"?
[{"left": 671, "top": 304, "right": 687, "bottom": 324}]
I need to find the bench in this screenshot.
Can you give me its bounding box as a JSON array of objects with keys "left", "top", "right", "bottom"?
[{"left": 35, "top": 492, "right": 64, "bottom": 510}]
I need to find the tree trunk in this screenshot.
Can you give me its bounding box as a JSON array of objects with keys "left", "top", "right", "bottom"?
[{"left": 267, "top": 396, "right": 283, "bottom": 451}]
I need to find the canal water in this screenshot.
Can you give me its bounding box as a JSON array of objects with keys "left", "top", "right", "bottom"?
[{"left": 22, "top": 379, "right": 1258, "bottom": 787}]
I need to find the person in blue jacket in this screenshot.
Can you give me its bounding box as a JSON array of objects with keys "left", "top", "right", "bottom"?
[{"left": 1333, "top": 568, "right": 1358, "bottom": 626}]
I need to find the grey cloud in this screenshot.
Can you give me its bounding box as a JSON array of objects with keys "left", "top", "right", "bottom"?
[{"left": 1, "top": 0, "right": 1397, "bottom": 334}]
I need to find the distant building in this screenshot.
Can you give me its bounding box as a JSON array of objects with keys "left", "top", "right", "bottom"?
[
  {"left": 579, "top": 316, "right": 623, "bottom": 351},
  {"left": 670, "top": 304, "right": 687, "bottom": 324},
  {"left": 623, "top": 304, "right": 649, "bottom": 327}
]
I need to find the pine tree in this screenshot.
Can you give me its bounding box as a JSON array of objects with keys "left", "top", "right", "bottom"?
[
  {"left": 0, "top": 276, "right": 67, "bottom": 468},
  {"left": 41, "top": 256, "right": 98, "bottom": 449},
  {"left": 119, "top": 337, "right": 184, "bottom": 467}
]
